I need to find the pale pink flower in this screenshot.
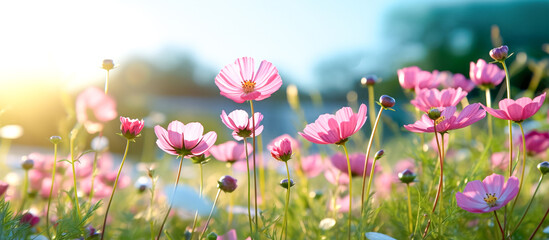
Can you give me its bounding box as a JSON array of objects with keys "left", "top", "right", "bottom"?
[
  {"left": 299, "top": 154, "right": 325, "bottom": 178},
  {"left": 469, "top": 59, "right": 505, "bottom": 89},
  {"left": 456, "top": 174, "right": 518, "bottom": 213},
  {"left": 329, "top": 194, "right": 360, "bottom": 213},
  {"left": 411, "top": 87, "right": 468, "bottom": 112},
  {"left": 154, "top": 121, "right": 217, "bottom": 157},
  {"left": 518, "top": 130, "right": 549, "bottom": 156},
  {"left": 269, "top": 134, "right": 300, "bottom": 152},
  {"left": 215, "top": 57, "right": 282, "bottom": 103},
  {"left": 439, "top": 72, "right": 475, "bottom": 92},
  {"left": 76, "top": 87, "right": 117, "bottom": 134},
  {"left": 397, "top": 66, "right": 439, "bottom": 90},
  {"left": 299, "top": 104, "right": 367, "bottom": 145},
  {"left": 491, "top": 152, "right": 513, "bottom": 171},
  {"left": 482, "top": 93, "right": 546, "bottom": 123},
  {"left": 209, "top": 141, "right": 252, "bottom": 164},
  {"left": 324, "top": 167, "right": 350, "bottom": 185},
  {"left": 269, "top": 138, "right": 292, "bottom": 162},
  {"left": 120, "top": 117, "right": 144, "bottom": 140},
  {"left": 329, "top": 152, "right": 378, "bottom": 177},
  {"left": 404, "top": 103, "right": 486, "bottom": 133},
  {"left": 217, "top": 229, "right": 237, "bottom": 240},
  {"left": 220, "top": 110, "right": 264, "bottom": 141}
]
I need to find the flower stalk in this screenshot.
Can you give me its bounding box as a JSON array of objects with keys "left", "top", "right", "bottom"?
[
  {"left": 156, "top": 156, "right": 184, "bottom": 240},
  {"left": 199, "top": 189, "right": 221, "bottom": 240},
  {"left": 362, "top": 107, "right": 384, "bottom": 213},
  {"left": 46, "top": 136, "right": 61, "bottom": 239},
  {"left": 341, "top": 143, "right": 353, "bottom": 240}
]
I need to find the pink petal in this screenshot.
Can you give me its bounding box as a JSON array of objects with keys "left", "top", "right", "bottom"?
[
  {"left": 183, "top": 122, "right": 204, "bottom": 149},
  {"left": 229, "top": 110, "right": 249, "bottom": 130},
  {"left": 167, "top": 121, "right": 185, "bottom": 149},
  {"left": 456, "top": 192, "right": 491, "bottom": 213},
  {"left": 498, "top": 176, "right": 519, "bottom": 206},
  {"left": 191, "top": 131, "right": 217, "bottom": 156},
  {"left": 482, "top": 174, "right": 504, "bottom": 196},
  {"left": 236, "top": 57, "right": 255, "bottom": 81}
]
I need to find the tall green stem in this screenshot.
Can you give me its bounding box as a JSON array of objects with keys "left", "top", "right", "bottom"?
[
  {"left": 499, "top": 61, "right": 514, "bottom": 179},
  {"left": 243, "top": 138, "right": 254, "bottom": 237},
  {"left": 341, "top": 143, "right": 352, "bottom": 240},
  {"left": 89, "top": 131, "right": 104, "bottom": 203},
  {"left": 423, "top": 123, "right": 444, "bottom": 238},
  {"left": 509, "top": 175, "right": 544, "bottom": 237},
  {"left": 281, "top": 161, "right": 291, "bottom": 240},
  {"left": 69, "top": 127, "right": 82, "bottom": 219},
  {"left": 510, "top": 123, "right": 527, "bottom": 213},
  {"left": 494, "top": 211, "right": 504, "bottom": 240},
  {"left": 46, "top": 142, "right": 59, "bottom": 239},
  {"left": 367, "top": 85, "right": 379, "bottom": 147},
  {"left": 362, "top": 107, "right": 384, "bottom": 214},
  {"left": 199, "top": 189, "right": 221, "bottom": 240},
  {"left": 18, "top": 170, "right": 29, "bottom": 212},
  {"left": 406, "top": 184, "right": 413, "bottom": 235},
  {"left": 249, "top": 100, "right": 259, "bottom": 236},
  {"left": 528, "top": 206, "right": 549, "bottom": 240},
  {"left": 485, "top": 88, "right": 493, "bottom": 140},
  {"left": 190, "top": 163, "right": 204, "bottom": 240},
  {"left": 101, "top": 139, "right": 130, "bottom": 240},
  {"left": 104, "top": 70, "right": 110, "bottom": 95},
  {"left": 156, "top": 156, "right": 184, "bottom": 240}
]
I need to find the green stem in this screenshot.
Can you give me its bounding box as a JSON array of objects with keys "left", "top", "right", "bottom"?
[
  {"left": 250, "top": 100, "right": 259, "bottom": 237},
  {"left": 501, "top": 60, "right": 511, "bottom": 99},
  {"left": 18, "top": 170, "right": 29, "bottom": 213},
  {"left": 509, "top": 175, "right": 544, "bottom": 237},
  {"left": 406, "top": 184, "right": 413, "bottom": 235},
  {"left": 149, "top": 175, "right": 157, "bottom": 240},
  {"left": 494, "top": 211, "right": 504, "bottom": 240},
  {"left": 500, "top": 61, "right": 514, "bottom": 179},
  {"left": 510, "top": 123, "right": 527, "bottom": 213},
  {"left": 100, "top": 139, "right": 130, "bottom": 240},
  {"left": 341, "top": 143, "right": 352, "bottom": 240},
  {"left": 422, "top": 123, "right": 443, "bottom": 238},
  {"left": 281, "top": 161, "right": 291, "bottom": 240},
  {"left": 89, "top": 131, "right": 104, "bottom": 203},
  {"left": 485, "top": 88, "right": 493, "bottom": 140},
  {"left": 367, "top": 85, "right": 379, "bottom": 148},
  {"left": 104, "top": 70, "right": 110, "bottom": 95},
  {"left": 46, "top": 142, "right": 59, "bottom": 239},
  {"left": 243, "top": 138, "right": 254, "bottom": 237},
  {"left": 199, "top": 189, "right": 222, "bottom": 240},
  {"left": 156, "top": 156, "right": 184, "bottom": 240},
  {"left": 69, "top": 127, "right": 82, "bottom": 219},
  {"left": 528, "top": 206, "right": 549, "bottom": 240},
  {"left": 362, "top": 108, "right": 384, "bottom": 214},
  {"left": 190, "top": 163, "right": 204, "bottom": 240}
]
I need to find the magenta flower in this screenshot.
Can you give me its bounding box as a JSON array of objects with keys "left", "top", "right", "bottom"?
[
  {"left": 221, "top": 110, "right": 264, "bottom": 141},
  {"left": 482, "top": 92, "right": 546, "bottom": 123},
  {"left": 269, "top": 134, "right": 300, "bottom": 152},
  {"left": 0, "top": 181, "right": 8, "bottom": 196},
  {"left": 209, "top": 141, "right": 252, "bottom": 164},
  {"left": 269, "top": 138, "right": 293, "bottom": 162},
  {"left": 215, "top": 57, "right": 282, "bottom": 103},
  {"left": 519, "top": 130, "right": 549, "bottom": 156},
  {"left": 456, "top": 174, "right": 519, "bottom": 213},
  {"left": 76, "top": 87, "right": 117, "bottom": 134},
  {"left": 299, "top": 154, "right": 325, "bottom": 178},
  {"left": 404, "top": 103, "right": 486, "bottom": 133},
  {"left": 120, "top": 117, "right": 145, "bottom": 140},
  {"left": 439, "top": 72, "right": 475, "bottom": 92},
  {"left": 397, "top": 66, "right": 439, "bottom": 90},
  {"left": 21, "top": 212, "right": 40, "bottom": 227},
  {"left": 469, "top": 59, "right": 505, "bottom": 89},
  {"left": 329, "top": 152, "right": 378, "bottom": 177},
  {"left": 411, "top": 87, "right": 468, "bottom": 112},
  {"left": 299, "top": 104, "right": 367, "bottom": 145},
  {"left": 154, "top": 121, "right": 217, "bottom": 157}
]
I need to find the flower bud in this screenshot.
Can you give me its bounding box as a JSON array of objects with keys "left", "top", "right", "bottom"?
[
  {"left": 398, "top": 169, "right": 416, "bottom": 184},
  {"left": 538, "top": 161, "right": 549, "bottom": 175},
  {"left": 218, "top": 175, "right": 238, "bottom": 193},
  {"left": 428, "top": 108, "right": 441, "bottom": 120},
  {"left": 379, "top": 95, "right": 395, "bottom": 108},
  {"left": 374, "top": 150, "right": 384, "bottom": 160},
  {"left": 20, "top": 212, "right": 40, "bottom": 227},
  {"left": 270, "top": 138, "right": 292, "bottom": 162},
  {"left": 191, "top": 154, "right": 209, "bottom": 164},
  {"left": 49, "top": 136, "right": 62, "bottom": 144},
  {"left": 21, "top": 158, "right": 34, "bottom": 170},
  {"left": 489, "top": 45, "right": 509, "bottom": 62},
  {"left": 102, "top": 59, "right": 114, "bottom": 71},
  {"left": 206, "top": 232, "right": 218, "bottom": 240},
  {"left": 120, "top": 117, "right": 144, "bottom": 140},
  {"left": 279, "top": 178, "right": 295, "bottom": 189},
  {"left": 361, "top": 75, "right": 377, "bottom": 87}
]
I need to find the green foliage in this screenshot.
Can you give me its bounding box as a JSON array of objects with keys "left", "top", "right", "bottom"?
[
  {"left": 0, "top": 199, "right": 33, "bottom": 240},
  {"left": 53, "top": 191, "right": 101, "bottom": 240}
]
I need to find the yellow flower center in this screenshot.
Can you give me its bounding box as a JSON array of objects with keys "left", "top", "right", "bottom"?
[
  {"left": 483, "top": 193, "right": 498, "bottom": 207},
  {"left": 434, "top": 116, "right": 445, "bottom": 125},
  {"left": 241, "top": 80, "right": 256, "bottom": 94}
]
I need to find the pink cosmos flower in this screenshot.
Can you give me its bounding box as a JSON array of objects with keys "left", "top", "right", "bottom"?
[
  {"left": 209, "top": 141, "right": 252, "bottom": 164},
  {"left": 439, "top": 72, "right": 475, "bottom": 92},
  {"left": 269, "top": 137, "right": 292, "bottom": 162},
  {"left": 411, "top": 87, "right": 468, "bottom": 112},
  {"left": 456, "top": 174, "right": 518, "bottom": 213},
  {"left": 491, "top": 152, "right": 513, "bottom": 171},
  {"left": 120, "top": 117, "right": 144, "bottom": 140},
  {"left": 469, "top": 59, "right": 505, "bottom": 89},
  {"left": 324, "top": 167, "right": 350, "bottom": 185},
  {"left": 299, "top": 154, "right": 325, "bottom": 178},
  {"left": 215, "top": 57, "right": 282, "bottom": 103},
  {"left": 299, "top": 104, "right": 367, "bottom": 145},
  {"left": 329, "top": 152, "right": 378, "bottom": 177},
  {"left": 154, "top": 121, "right": 217, "bottom": 157},
  {"left": 404, "top": 103, "right": 486, "bottom": 133},
  {"left": 482, "top": 93, "right": 546, "bottom": 123},
  {"left": 269, "top": 134, "right": 300, "bottom": 152},
  {"left": 375, "top": 159, "right": 417, "bottom": 198},
  {"left": 21, "top": 212, "right": 40, "bottom": 227},
  {"left": 216, "top": 229, "right": 251, "bottom": 240},
  {"left": 0, "top": 181, "right": 8, "bottom": 196},
  {"left": 397, "top": 66, "right": 439, "bottom": 90},
  {"left": 220, "top": 110, "right": 264, "bottom": 141},
  {"left": 76, "top": 87, "right": 117, "bottom": 134},
  {"left": 518, "top": 130, "right": 549, "bottom": 156}
]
